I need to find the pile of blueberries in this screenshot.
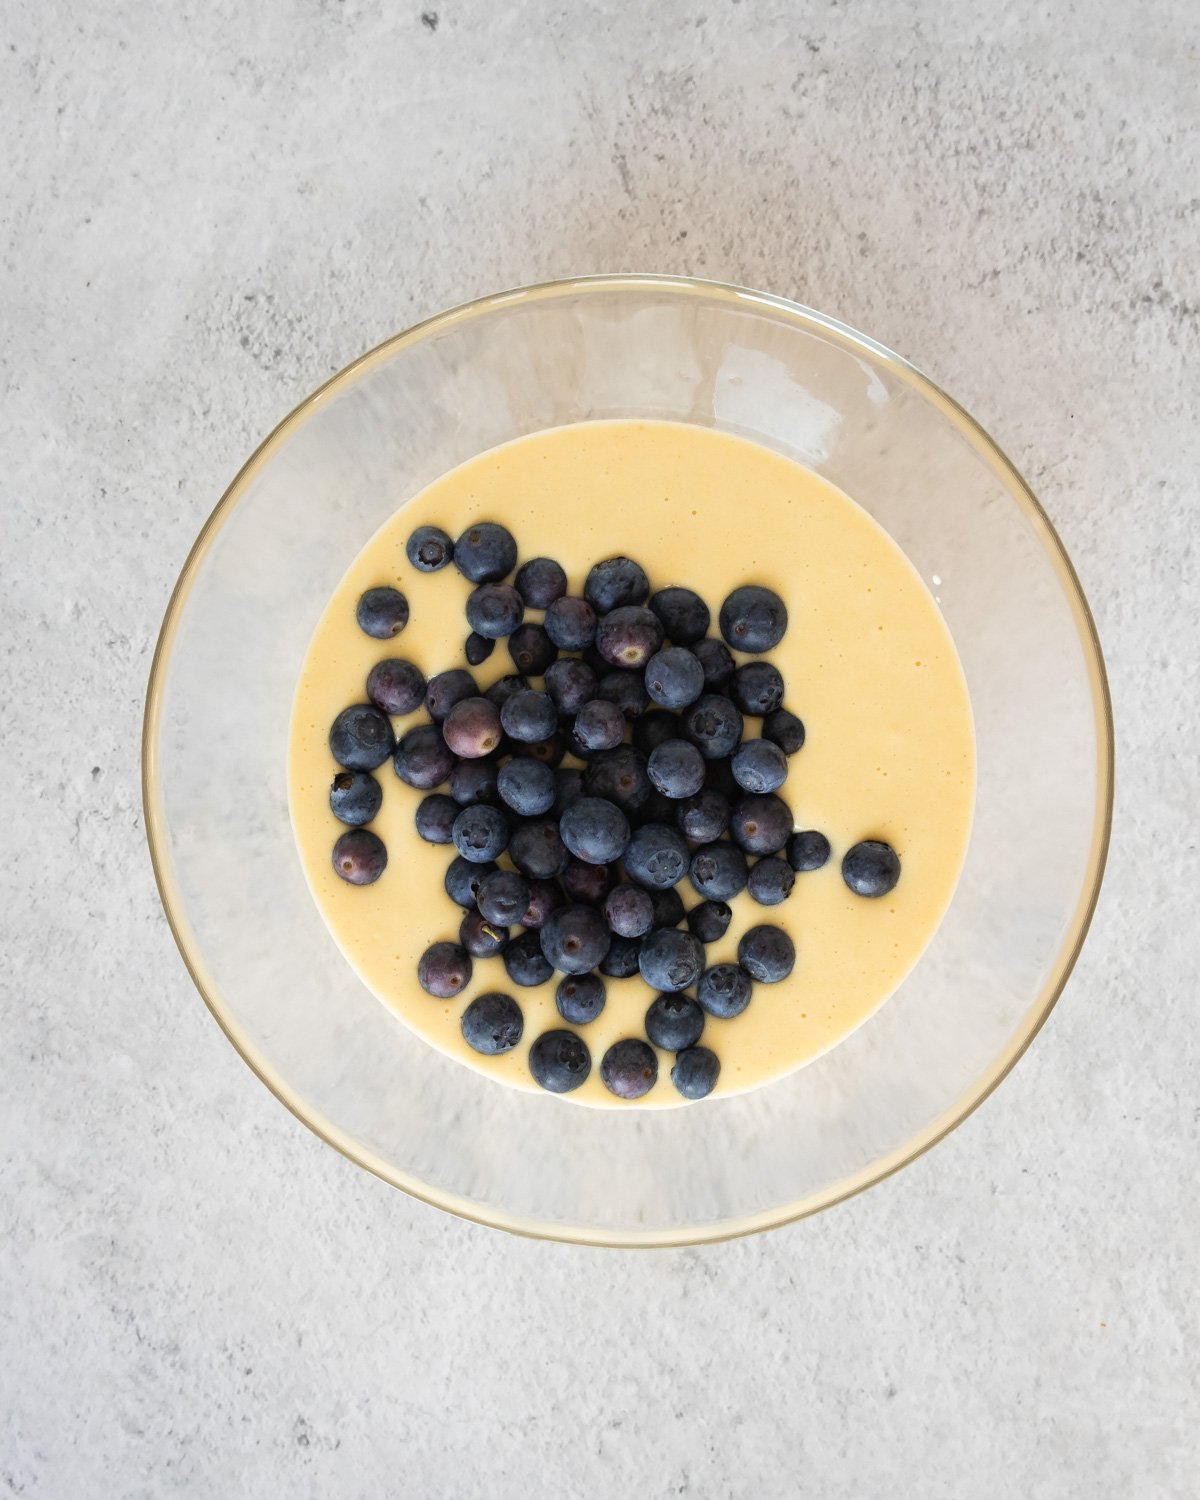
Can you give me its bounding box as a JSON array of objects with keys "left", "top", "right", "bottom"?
[{"left": 326, "top": 520, "right": 901, "bottom": 1102}]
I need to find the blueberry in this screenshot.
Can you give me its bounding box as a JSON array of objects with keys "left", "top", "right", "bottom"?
[
  {"left": 406, "top": 524, "right": 453, "bottom": 572},
  {"left": 514, "top": 732, "right": 566, "bottom": 768},
  {"left": 507, "top": 623, "right": 558, "bottom": 675},
  {"left": 639, "top": 927, "right": 704, "bottom": 992},
  {"left": 697, "top": 963, "right": 753, "bottom": 1018},
  {"left": 466, "top": 582, "right": 524, "bottom": 639},
  {"left": 689, "top": 842, "right": 748, "bottom": 900},
  {"left": 737, "top": 924, "right": 795, "bottom": 983},
  {"left": 521, "top": 878, "right": 564, "bottom": 929},
  {"left": 555, "top": 974, "right": 606, "bottom": 1024},
  {"left": 476, "top": 869, "right": 532, "bottom": 927},
  {"left": 632, "top": 710, "right": 680, "bottom": 755},
  {"left": 559, "top": 795, "right": 631, "bottom": 865},
  {"left": 528, "top": 1030, "right": 591, "bottom": 1093},
  {"left": 731, "top": 739, "right": 788, "bottom": 794},
  {"left": 686, "top": 899, "right": 732, "bottom": 943},
  {"left": 649, "top": 586, "right": 711, "bottom": 646},
  {"left": 544, "top": 595, "right": 598, "bottom": 651},
  {"left": 596, "top": 606, "right": 664, "bottom": 669},
  {"left": 644, "top": 647, "right": 705, "bottom": 710},
  {"left": 730, "top": 794, "right": 793, "bottom": 855},
  {"left": 454, "top": 522, "right": 517, "bottom": 583},
  {"left": 330, "top": 704, "right": 396, "bottom": 771},
  {"left": 842, "top": 840, "right": 901, "bottom": 897},
  {"left": 584, "top": 556, "right": 649, "bottom": 613},
  {"left": 732, "top": 662, "right": 785, "bottom": 717},
  {"left": 599, "top": 934, "right": 644, "bottom": 978},
  {"left": 545, "top": 657, "right": 597, "bottom": 714},
  {"left": 596, "top": 669, "right": 649, "bottom": 722},
  {"left": 451, "top": 803, "right": 509, "bottom": 863},
  {"left": 645, "top": 994, "right": 705, "bottom": 1051},
  {"left": 449, "top": 757, "right": 500, "bottom": 806},
  {"left": 425, "top": 668, "right": 477, "bottom": 722},
  {"left": 464, "top": 631, "right": 495, "bottom": 667},
  {"left": 393, "top": 724, "right": 456, "bottom": 788},
  {"left": 366, "top": 658, "right": 425, "bottom": 716},
  {"left": 605, "top": 883, "right": 655, "bottom": 938},
  {"left": 508, "top": 817, "right": 568, "bottom": 878},
  {"left": 413, "top": 791, "right": 457, "bottom": 843},
  {"left": 763, "top": 708, "right": 806, "bottom": 755},
  {"left": 459, "top": 908, "right": 509, "bottom": 959},
  {"left": 500, "top": 688, "right": 558, "bottom": 743},
  {"left": 418, "top": 940, "right": 472, "bottom": 998},
  {"left": 330, "top": 770, "right": 383, "bottom": 826},
  {"left": 503, "top": 930, "right": 554, "bottom": 988},
  {"left": 648, "top": 886, "right": 686, "bottom": 931},
  {"left": 748, "top": 856, "right": 795, "bottom": 906},
  {"left": 624, "top": 823, "right": 690, "bottom": 890},
  {"left": 552, "top": 768, "right": 584, "bottom": 817},
  {"left": 647, "top": 739, "right": 706, "bottom": 799},
  {"left": 563, "top": 858, "right": 614, "bottom": 905},
  {"left": 693, "top": 638, "right": 735, "bottom": 691},
  {"left": 541, "top": 904, "right": 611, "bottom": 974},
  {"left": 331, "top": 828, "right": 387, "bottom": 885},
  {"left": 484, "top": 673, "right": 530, "bottom": 710},
  {"left": 638, "top": 789, "right": 679, "bottom": 827},
  {"left": 600, "top": 1039, "right": 658, "bottom": 1100},
  {"left": 672, "top": 1046, "right": 720, "bottom": 1100},
  {"left": 497, "top": 758, "right": 556, "bottom": 817},
  {"left": 676, "top": 788, "right": 730, "bottom": 844},
  {"left": 719, "top": 584, "right": 788, "bottom": 653},
  {"left": 444, "top": 855, "right": 498, "bottom": 907},
  {"left": 514, "top": 556, "right": 567, "bottom": 609},
  {"left": 581, "top": 643, "right": 609, "bottom": 676},
  {"left": 583, "top": 746, "right": 650, "bottom": 810},
  {"left": 442, "top": 696, "right": 503, "bottom": 759},
  {"left": 573, "top": 698, "right": 626, "bottom": 753},
  {"left": 788, "top": 829, "right": 831, "bottom": 872},
  {"left": 681, "top": 694, "right": 743, "bottom": 760},
  {"left": 461, "top": 992, "right": 523, "bottom": 1055},
  {"left": 356, "top": 586, "right": 409, "bottom": 640}
]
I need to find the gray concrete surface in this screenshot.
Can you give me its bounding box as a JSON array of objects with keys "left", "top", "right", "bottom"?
[{"left": 2, "top": 1, "right": 1197, "bottom": 1495}]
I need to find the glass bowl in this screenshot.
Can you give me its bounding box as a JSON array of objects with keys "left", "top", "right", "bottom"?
[{"left": 143, "top": 275, "right": 1112, "bottom": 1246}]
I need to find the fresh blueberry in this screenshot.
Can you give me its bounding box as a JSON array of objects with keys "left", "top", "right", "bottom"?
[
  {"left": 697, "top": 963, "right": 753, "bottom": 1018},
  {"left": 330, "top": 770, "right": 383, "bottom": 826},
  {"left": 417, "top": 940, "right": 472, "bottom": 998},
  {"left": 331, "top": 828, "right": 387, "bottom": 885},
  {"left": 541, "top": 904, "right": 611, "bottom": 974},
  {"left": 330, "top": 704, "right": 395, "bottom": 771},
  {"left": 600, "top": 1039, "right": 658, "bottom": 1100},
  {"left": 444, "top": 855, "right": 498, "bottom": 907},
  {"left": 604, "top": 883, "right": 655, "bottom": 938},
  {"left": 514, "top": 732, "right": 566, "bottom": 769},
  {"left": 552, "top": 768, "right": 584, "bottom": 817},
  {"left": 647, "top": 739, "right": 706, "bottom": 799},
  {"left": 452, "top": 803, "right": 509, "bottom": 863},
  {"left": 788, "top": 829, "right": 831, "bottom": 872},
  {"left": 572, "top": 698, "right": 626, "bottom": 753},
  {"left": 461, "top": 992, "right": 523, "bottom": 1055},
  {"left": 500, "top": 688, "right": 558, "bottom": 743},
  {"left": 425, "top": 668, "right": 477, "bottom": 722},
  {"left": 545, "top": 657, "right": 597, "bottom": 714},
  {"left": 645, "top": 994, "right": 705, "bottom": 1051},
  {"left": 644, "top": 647, "right": 705, "bottom": 710},
  {"left": 406, "top": 524, "right": 452, "bottom": 572},
  {"left": 528, "top": 1030, "right": 591, "bottom": 1093},
  {"left": 639, "top": 927, "right": 704, "bottom": 992},
  {"left": 563, "top": 858, "right": 614, "bottom": 905},
  {"left": 453, "top": 522, "right": 517, "bottom": 583},
  {"left": 502, "top": 930, "right": 554, "bottom": 988},
  {"left": 413, "top": 791, "right": 458, "bottom": 843},
  {"left": 393, "top": 724, "right": 456, "bottom": 788},
  {"left": 731, "top": 739, "right": 789, "bottom": 794},
  {"left": 648, "top": 885, "right": 686, "bottom": 930},
  {"left": 366, "top": 658, "right": 425, "bottom": 716},
  {"left": 649, "top": 586, "right": 710, "bottom": 646},
  {"left": 632, "top": 710, "right": 680, "bottom": 755},
  {"left": 459, "top": 908, "right": 509, "bottom": 959},
  {"left": 544, "top": 595, "right": 597, "bottom": 651},
  {"left": 464, "top": 631, "right": 495, "bottom": 666},
  {"left": 719, "top": 584, "right": 788, "bottom": 653},
  {"left": 476, "top": 869, "right": 532, "bottom": 927},
  {"left": 676, "top": 788, "right": 730, "bottom": 844},
  {"left": 507, "top": 623, "right": 558, "bottom": 675},
  {"left": 555, "top": 974, "right": 606, "bottom": 1024},
  {"left": 496, "top": 758, "right": 556, "bottom": 816},
  {"left": 689, "top": 842, "right": 749, "bottom": 900},
  {"left": 521, "top": 878, "right": 564, "bottom": 929},
  {"left": 681, "top": 694, "right": 743, "bottom": 760},
  {"left": 624, "top": 823, "right": 690, "bottom": 890},
  {"left": 559, "top": 796, "right": 631, "bottom": 865},
  {"left": 748, "top": 856, "right": 795, "bottom": 906},
  {"left": 693, "top": 638, "right": 735, "bottom": 691},
  {"left": 638, "top": 789, "right": 679, "bottom": 827},
  {"left": 599, "top": 934, "right": 644, "bottom": 978},
  {"left": 583, "top": 746, "right": 650, "bottom": 810},
  {"left": 584, "top": 556, "right": 649, "bottom": 613},
  {"left": 508, "top": 817, "right": 568, "bottom": 879},
  {"left": 514, "top": 556, "right": 567, "bottom": 609},
  {"left": 763, "top": 708, "right": 806, "bottom": 755},
  {"left": 686, "top": 899, "right": 732, "bottom": 943},
  {"left": 356, "top": 586, "right": 409, "bottom": 640},
  {"left": 730, "top": 794, "right": 793, "bottom": 855},
  {"left": 450, "top": 757, "right": 500, "bottom": 806},
  {"left": 672, "top": 1046, "right": 720, "bottom": 1100},
  {"left": 484, "top": 673, "right": 530, "bottom": 710},
  {"left": 596, "top": 606, "right": 664, "bottom": 669},
  {"left": 842, "top": 840, "right": 901, "bottom": 897},
  {"left": 596, "top": 669, "right": 649, "bottom": 722},
  {"left": 442, "top": 696, "right": 503, "bottom": 759},
  {"left": 732, "top": 662, "right": 785, "bottom": 717},
  {"left": 466, "top": 582, "right": 524, "bottom": 639},
  {"left": 737, "top": 924, "right": 795, "bottom": 983}
]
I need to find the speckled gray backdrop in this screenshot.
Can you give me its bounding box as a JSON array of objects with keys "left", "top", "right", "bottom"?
[{"left": 2, "top": 1, "right": 1196, "bottom": 1495}]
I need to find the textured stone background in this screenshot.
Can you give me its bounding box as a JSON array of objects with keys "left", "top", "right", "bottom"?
[{"left": 2, "top": 1, "right": 1197, "bottom": 1495}]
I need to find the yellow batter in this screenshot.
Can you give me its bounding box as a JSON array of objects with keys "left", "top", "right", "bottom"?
[{"left": 288, "top": 421, "right": 974, "bottom": 1106}]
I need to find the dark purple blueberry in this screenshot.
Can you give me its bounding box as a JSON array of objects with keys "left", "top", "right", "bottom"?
[
  {"left": 459, "top": 908, "right": 509, "bottom": 959},
  {"left": 444, "top": 855, "right": 498, "bottom": 907},
  {"left": 366, "top": 658, "right": 425, "bottom": 716},
  {"left": 648, "top": 886, "right": 686, "bottom": 931},
  {"left": 503, "top": 930, "right": 554, "bottom": 988},
  {"left": 763, "top": 708, "right": 806, "bottom": 755},
  {"left": 731, "top": 739, "right": 788, "bottom": 795},
  {"left": 624, "top": 823, "right": 690, "bottom": 890},
  {"left": 638, "top": 789, "right": 679, "bottom": 827},
  {"left": 632, "top": 710, "right": 680, "bottom": 755},
  {"left": 544, "top": 595, "right": 598, "bottom": 651},
  {"left": 545, "top": 657, "right": 597, "bottom": 714},
  {"left": 466, "top": 582, "right": 524, "bottom": 639},
  {"left": 748, "top": 856, "right": 795, "bottom": 906},
  {"left": 453, "top": 521, "right": 517, "bottom": 583},
  {"left": 484, "top": 673, "right": 529, "bottom": 710},
  {"left": 552, "top": 768, "right": 584, "bottom": 817},
  {"left": 644, "top": 647, "right": 705, "bottom": 710},
  {"left": 732, "top": 662, "right": 785, "bottom": 717},
  {"left": 584, "top": 556, "right": 649, "bottom": 613},
  {"left": 476, "top": 869, "right": 532, "bottom": 927},
  {"left": 599, "top": 934, "right": 643, "bottom": 978},
  {"left": 514, "top": 732, "right": 566, "bottom": 768},
  {"left": 681, "top": 694, "right": 743, "bottom": 761},
  {"left": 842, "top": 840, "right": 901, "bottom": 897},
  {"left": 596, "top": 670, "right": 649, "bottom": 722},
  {"left": 686, "top": 900, "right": 732, "bottom": 943},
  {"left": 541, "top": 904, "right": 611, "bottom": 974},
  {"left": 555, "top": 974, "right": 606, "bottom": 1024},
  {"left": 596, "top": 606, "right": 664, "bottom": 670},
  {"left": 331, "top": 828, "right": 387, "bottom": 885},
  {"left": 600, "top": 1039, "right": 658, "bottom": 1100},
  {"left": 730, "top": 794, "right": 793, "bottom": 855},
  {"left": 497, "top": 758, "right": 556, "bottom": 817},
  {"left": 330, "top": 704, "right": 395, "bottom": 771},
  {"left": 508, "top": 817, "right": 568, "bottom": 879},
  {"left": 573, "top": 698, "right": 625, "bottom": 753},
  {"left": 697, "top": 962, "right": 753, "bottom": 1018},
  {"left": 452, "top": 803, "right": 509, "bottom": 863},
  {"left": 393, "top": 723, "right": 456, "bottom": 789},
  {"left": 464, "top": 631, "right": 495, "bottom": 667},
  {"left": 649, "top": 586, "right": 710, "bottom": 646},
  {"left": 443, "top": 696, "right": 503, "bottom": 759},
  {"left": 521, "top": 878, "right": 564, "bottom": 929},
  {"left": 639, "top": 927, "right": 704, "bottom": 992},
  {"left": 500, "top": 688, "right": 557, "bottom": 743},
  {"left": 425, "top": 668, "right": 477, "bottom": 722},
  {"left": 672, "top": 1046, "right": 720, "bottom": 1100},
  {"left": 355, "top": 585, "right": 409, "bottom": 640},
  {"left": 330, "top": 770, "right": 383, "bottom": 826},
  {"left": 461, "top": 992, "right": 523, "bottom": 1055},
  {"left": 645, "top": 994, "right": 705, "bottom": 1052},
  {"left": 406, "top": 524, "right": 453, "bottom": 573},
  {"left": 563, "top": 858, "right": 614, "bottom": 905},
  {"left": 583, "top": 746, "right": 650, "bottom": 811},
  {"left": 719, "top": 584, "right": 788, "bottom": 653},
  {"left": 647, "top": 739, "right": 706, "bottom": 799},
  {"left": 788, "top": 829, "right": 831, "bottom": 872},
  {"left": 514, "top": 556, "right": 567, "bottom": 609},
  {"left": 528, "top": 1030, "right": 591, "bottom": 1093},
  {"left": 559, "top": 796, "right": 631, "bottom": 866},
  {"left": 689, "top": 842, "right": 749, "bottom": 900},
  {"left": 737, "top": 924, "right": 795, "bottom": 983},
  {"left": 604, "top": 883, "right": 654, "bottom": 938},
  {"left": 414, "top": 791, "right": 458, "bottom": 843},
  {"left": 418, "top": 940, "right": 472, "bottom": 998},
  {"left": 507, "top": 623, "right": 557, "bottom": 675},
  {"left": 581, "top": 643, "right": 609, "bottom": 675},
  {"left": 693, "top": 638, "right": 735, "bottom": 691},
  {"left": 450, "top": 757, "right": 500, "bottom": 806},
  {"left": 676, "top": 788, "right": 730, "bottom": 844}
]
